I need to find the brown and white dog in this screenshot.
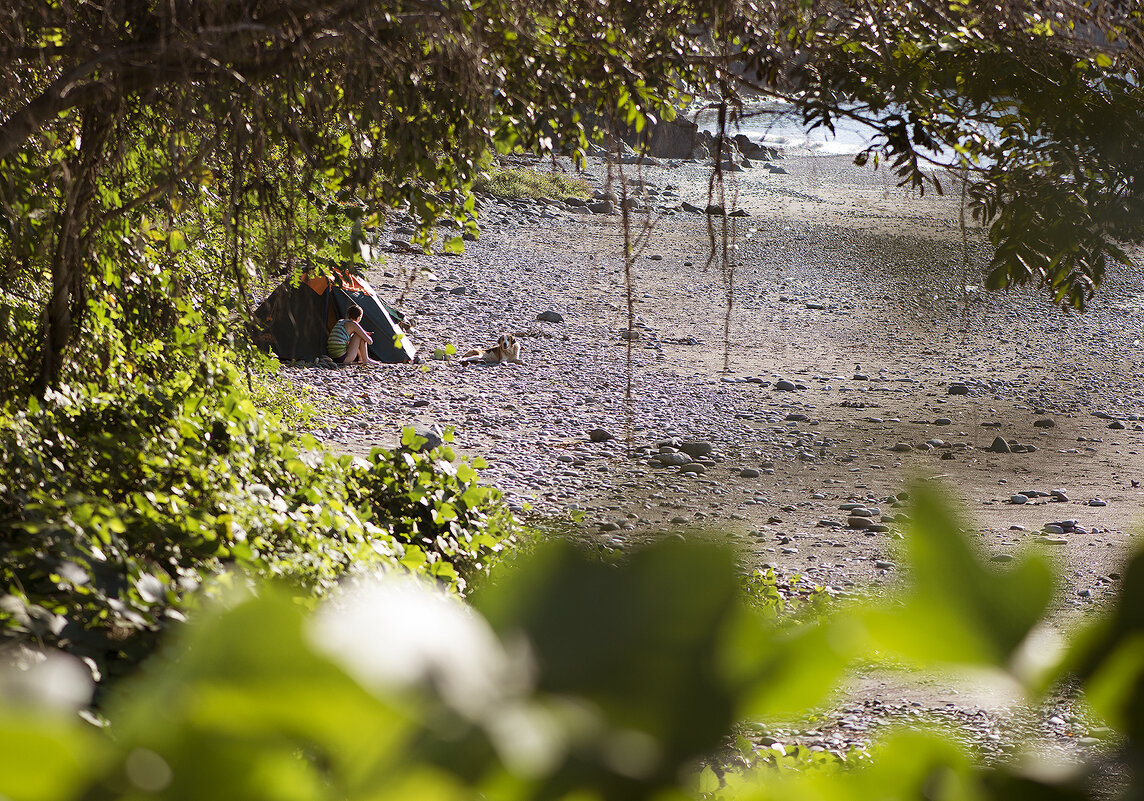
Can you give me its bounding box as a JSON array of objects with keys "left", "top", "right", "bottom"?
[{"left": 460, "top": 334, "right": 523, "bottom": 365}]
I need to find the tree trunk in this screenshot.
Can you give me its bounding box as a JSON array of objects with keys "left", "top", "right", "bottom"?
[{"left": 35, "top": 106, "right": 114, "bottom": 396}]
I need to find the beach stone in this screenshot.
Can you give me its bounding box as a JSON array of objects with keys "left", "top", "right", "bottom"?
[
  {"left": 1033, "top": 418, "right": 1056, "bottom": 428},
  {"left": 588, "top": 428, "right": 614, "bottom": 443},
  {"left": 740, "top": 468, "right": 761, "bottom": 478},
  {"left": 775, "top": 379, "right": 797, "bottom": 391},
  {"left": 948, "top": 383, "right": 970, "bottom": 395},
  {"left": 1010, "top": 494, "right": 1028, "bottom": 505},
  {"left": 658, "top": 452, "right": 692, "bottom": 466},
  {"left": 537, "top": 309, "right": 565, "bottom": 323},
  {"left": 934, "top": 418, "right": 952, "bottom": 426},
  {"left": 889, "top": 443, "right": 912, "bottom": 452},
  {"left": 1050, "top": 489, "right": 1069, "bottom": 502},
  {"left": 670, "top": 516, "right": 689, "bottom": 524},
  {"left": 680, "top": 463, "right": 705, "bottom": 475},
  {"left": 991, "top": 554, "right": 1014, "bottom": 562},
  {"left": 679, "top": 440, "right": 713, "bottom": 457},
  {"left": 588, "top": 200, "right": 614, "bottom": 214},
  {"left": 1109, "top": 420, "right": 1127, "bottom": 430},
  {"left": 1087, "top": 498, "right": 1108, "bottom": 507},
  {"left": 1043, "top": 524, "right": 1065, "bottom": 535},
  {"left": 405, "top": 424, "right": 444, "bottom": 453},
  {"left": 988, "top": 436, "right": 1011, "bottom": 453}
]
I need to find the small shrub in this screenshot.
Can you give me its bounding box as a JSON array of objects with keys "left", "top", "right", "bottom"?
[
  {"left": 474, "top": 167, "right": 591, "bottom": 200},
  {"left": 0, "top": 354, "right": 515, "bottom": 688}
]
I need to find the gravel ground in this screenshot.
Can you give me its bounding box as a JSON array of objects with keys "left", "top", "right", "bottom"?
[{"left": 279, "top": 152, "right": 1143, "bottom": 775}]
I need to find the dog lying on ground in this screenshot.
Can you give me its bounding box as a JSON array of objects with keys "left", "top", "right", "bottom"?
[{"left": 459, "top": 334, "right": 523, "bottom": 365}]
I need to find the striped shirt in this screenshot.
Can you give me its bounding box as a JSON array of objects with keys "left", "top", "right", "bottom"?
[{"left": 327, "top": 320, "right": 350, "bottom": 358}]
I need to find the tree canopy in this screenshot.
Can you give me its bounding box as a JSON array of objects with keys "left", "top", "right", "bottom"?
[{"left": 2, "top": 1, "right": 1143, "bottom": 396}]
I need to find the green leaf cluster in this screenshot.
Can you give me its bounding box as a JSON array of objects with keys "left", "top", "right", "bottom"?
[{"left": 0, "top": 350, "right": 515, "bottom": 689}]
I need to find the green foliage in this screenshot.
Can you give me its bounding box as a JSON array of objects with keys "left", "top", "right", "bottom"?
[
  {"left": 244, "top": 354, "right": 321, "bottom": 429},
  {"left": 740, "top": 566, "right": 828, "bottom": 621},
  {"left": 0, "top": 350, "right": 515, "bottom": 689},
  {"left": 474, "top": 167, "right": 592, "bottom": 201},
  {"left": 3, "top": 488, "right": 1143, "bottom": 801}
]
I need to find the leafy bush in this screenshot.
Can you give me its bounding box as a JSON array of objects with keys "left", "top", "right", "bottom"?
[
  {"left": 0, "top": 355, "right": 515, "bottom": 688},
  {"left": 474, "top": 167, "right": 592, "bottom": 200},
  {"left": 2, "top": 485, "right": 1143, "bottom": 801}
]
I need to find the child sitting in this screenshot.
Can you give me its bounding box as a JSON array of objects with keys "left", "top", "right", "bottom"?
[{"left": 327, "top": 304, "right": 379, "bottom": 365}]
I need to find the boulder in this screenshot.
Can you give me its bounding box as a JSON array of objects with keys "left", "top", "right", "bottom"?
[
  {"left": 733, "top": 134, "right": 778, "bottom": 160},
  {"left": 619, "top": 116, "right": 704, "bottom": 159}
]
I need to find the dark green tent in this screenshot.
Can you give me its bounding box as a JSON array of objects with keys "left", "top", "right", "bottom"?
[{"left": 253, "top": 271, "right": 415, "bottom": 363}]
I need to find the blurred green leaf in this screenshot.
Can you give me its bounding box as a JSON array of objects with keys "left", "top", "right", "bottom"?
[
  {"left": 728, "top": 614, "right": 863, "bottom": 721},
  {"left": 0, "top": 710, "right": 108, "bottom": 801},
  {"left": 474, "top": 540, "right": 739, "bottom": 792},
  {"left": 860, "top": 483, "right": 1053, "bottom": 669},
  {"left": 1063, "top": 548, "right": 1144, "bottom": 740}
]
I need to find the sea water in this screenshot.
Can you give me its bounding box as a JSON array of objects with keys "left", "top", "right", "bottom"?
[
  {"left": 694, "top": 101, "right": 873, "bottom": 156},
  {"left": 694, "top": 100, "right": 959, "bottom": 163}
]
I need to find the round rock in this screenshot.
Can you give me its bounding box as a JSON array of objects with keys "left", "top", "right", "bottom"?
[
  {"left": 588, "top": 428, "right": 615, "bottom": 443},
  {"left": 679, "top": 440, "right": 713, "bottom": 458}
]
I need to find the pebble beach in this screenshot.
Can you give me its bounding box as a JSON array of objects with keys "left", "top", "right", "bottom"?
[{"left": 281, "top": 150, "right": 1144, "bottom": 763}]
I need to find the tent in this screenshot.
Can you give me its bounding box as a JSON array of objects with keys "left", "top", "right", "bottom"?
[{"left": 253, "top": 268, "right": 416, "bottom": 363}]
